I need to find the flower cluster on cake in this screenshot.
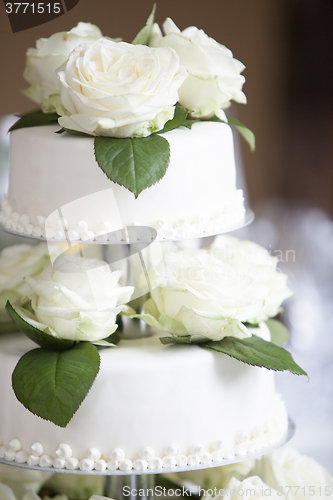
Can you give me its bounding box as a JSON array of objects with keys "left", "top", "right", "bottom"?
[
  {"left": 0, "top": 7, "right": 310, "bottom": 475},
  {"left": 0, "top": 7, "right": 254, "bottom": 241}
]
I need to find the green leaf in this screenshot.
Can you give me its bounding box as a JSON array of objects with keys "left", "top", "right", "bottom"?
[
  {"left": 226, "top": 115, "right": 256, "bottom": 151},
  {"left": 160, "top": 335, "right": 210, "bottom": 345},
  {"left": 5, "top": 301, "right": 74, "bottom": 351},
  {"left": 182, "top": 117, "right": 201, "bottom": 129},
  {"left": 160, "top": 333, "right": 307, "bottom": 375},
  {"left": 157, "top": 107, "right": 188, "bottom": 134},
  {"left": 94, "top": 135, "right": 170, "bottom": 197},
  {"left": 265, "top": 319, "right": 290, "bottom": 346},
  {"left": 203, "top": 335, "right": 307, "bottom": 375},
  {"left": 9, "top": 109, "right": 59, "bottom": 132},
  {"left": 132, "top": 4, "right": 156, "bottom": 45},
  {"left": 57, "top": 127, "right": 92, "bottom": 137},
  {"left": 12, "top": 343, "right": 100, "bottom": 427}
]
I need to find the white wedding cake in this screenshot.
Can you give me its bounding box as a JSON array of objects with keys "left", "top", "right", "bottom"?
[{"left": 0, "top": 14, "right": 304, "bottom": 476}]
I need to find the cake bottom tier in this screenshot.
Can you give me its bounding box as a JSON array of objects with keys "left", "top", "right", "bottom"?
[{"left": 0, "top": 333, "right": 288, "bottom": 472}]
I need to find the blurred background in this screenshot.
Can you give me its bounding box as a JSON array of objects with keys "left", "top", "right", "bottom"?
[{"left": 0, "top": 0, "right": 333, "bottom": 470}]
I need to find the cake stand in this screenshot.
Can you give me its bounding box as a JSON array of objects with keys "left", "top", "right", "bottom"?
[{"left": 0, "top": 207, "right": 294, "bottom": 500}]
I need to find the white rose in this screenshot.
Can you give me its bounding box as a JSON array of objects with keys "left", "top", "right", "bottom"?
[
  {"left": 56, "top": 38, "right": 187, "bottom": 138},
  {"left": 253, "top": 447, "right": 333, "bottom": 500},
  {"left": 150, "top": 18, "right": 246, "bottom": 120},
  {"left": 143, "top": 236, "right": 292, "bottom": 341},
  {"left": 16, "top": 254, "right": 133, "bottom": 342},
  {"left": 0, "top": 243, "right": 53, "bottom": 322},
  {"left": 221, "top": 476, "right": 283, "bottom": 500},
  {"left": 23, "top": 22, "right": 103, "bottom": 111},
  {"left": 0, "top": 464, "right": 52, "bottom": 499}
]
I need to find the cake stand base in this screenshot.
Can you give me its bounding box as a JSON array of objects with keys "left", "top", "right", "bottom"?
[{"left": 104, "top": 474, "right": 156, "bottom": 500}]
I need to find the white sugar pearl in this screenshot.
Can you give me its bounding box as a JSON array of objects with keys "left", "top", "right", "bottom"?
[
  {"left": 110, "top": 448, "right": 125, "bottom": 461},
  {"left": 86, "top": 448, "right": 101, "bottom": 461},
  {"left": 187, "top": 454, "right": 200, "bottom": 466},
  {"left": 164, "top": 443, "right": 180, "bottom": 457},
  {"left": 19, "top": 214, "right": 30, "bottom": 225},
  {"left": 0, "top": 446, "right": 6, "bottom": 459},
  {"left": 53, "top": 458, "right": 66, "bottom": 469},
  {"left": 189, "top": 445, "right": 203, "bottom": 455},
  {"left": 54, "top": 230, "right": 66, "bottom": 240},
  {"left": 162, "top": 456, "right": 176, "bottom": 468},
  {"left": 107, "top": 460, "right": 119, "bottom": 470},
  {"left": 236, "top": 430, "right": 250, "bottom": 444},
  {"left": 8, "top": 439, "right": 21, "bottom": 452},
  {"left": 39, "top": 455, "right": 53, "bottom": 468},
  {"left": 155, "top": 220, "right": 166, "bottom": 229},
  {"left": 4, "top": 451, "right": 16, "bottom": 461},
  {"left": 15, "top": 451, "right": 28, "bottom": 464},
  {"left": 235, "top": 444, "right": 247, "bottom": 456},
  {"left": 140, "top": 446, "right": 155, "bottom": 461},
  {"left": 133, "top": 459, "right": 147, "bottom": 470},
  {"left": 176, "top": 217, "right": 188, "bottom": 227},
  {"left": 95, "top": 460, "right": 107, "bottom": 471},
  {"left": 68, "top": 230, "right": 80, "bottom": 241},
  {"left": 30, "top": 442, "right": 44, "bottom": 457},
  {"left": 148, "top": 457, "right": 163, "bottom": 470},
  {"left": 222, "top": 449, "right": 235, "bottom": 460},
  {"left": 211, "top": 451, "right": 223, "bottom": 462},
  {"left": 55, "top": 444, "right": 72, "bottom": 460},
  {"left": 66, "top": 458, "right": 79, "bottom": 470},
  {"left": 32, "top": 227, "right": 43, "bottom": 237},
  {"left": 76, "top": 220, "right": 88, "bottom": 232},
  {"left": 200, "top": 452, "right": 212, "bottom": 464},
  {"left": 27, "top": 455, "right": 39, "bottom": 466},
  {"left": 79, "top": 459, "right": 94, "bottom": 471},
  {"left": 11, "top": 212, "right": 19, "bottom": 222},
  {"left": 176, "top": 455, "right": 188, "bottom": 466},
  {"left": 119, "top": 459, "right": 133, "bottom": 471}
]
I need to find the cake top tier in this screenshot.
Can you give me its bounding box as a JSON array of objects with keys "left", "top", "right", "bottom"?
[{"left": 2, "top": 10, "right": 255, "bottom": 243}]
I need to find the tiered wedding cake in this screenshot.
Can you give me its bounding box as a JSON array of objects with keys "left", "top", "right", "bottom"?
[{"left": 0, "top": 12, "right": 306, "bottom": 476}]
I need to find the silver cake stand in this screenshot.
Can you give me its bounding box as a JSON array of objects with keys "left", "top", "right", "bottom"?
[
  {"left": 0, "top": 209, "right": 254, "bottom": 245},
  {"left": 0, "top": 419, "right": 295, "bottom": 500}
]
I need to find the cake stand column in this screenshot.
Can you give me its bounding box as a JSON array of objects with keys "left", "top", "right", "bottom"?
[{"left": 104, "top": 474, "right": 156, "bottom": 500}]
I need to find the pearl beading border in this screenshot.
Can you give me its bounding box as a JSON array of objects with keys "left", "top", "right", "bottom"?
[
  {"left": 0, "top": 397, "right": 287, "bottom": 472},
  {"left": 0, "top": 191, "right": 246, "bottom": 243}
]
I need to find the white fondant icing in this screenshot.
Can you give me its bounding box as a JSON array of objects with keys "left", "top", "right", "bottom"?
[
  {"left": 3, "top": 122, "right": 246, "bottom": 242},
  {"left": 0, "top": 332, "right": 288, "bottom": 469}
]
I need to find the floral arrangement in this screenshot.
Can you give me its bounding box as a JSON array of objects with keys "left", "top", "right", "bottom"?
[
  {"left": 10, "top": 6, "right": 254, "bottom": 198},
  {"left": 0, "top": 446, "right": 332, "bottom": 500},
  {"left": 4, "top": 236, "right": 306, "bottom": 427}
]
